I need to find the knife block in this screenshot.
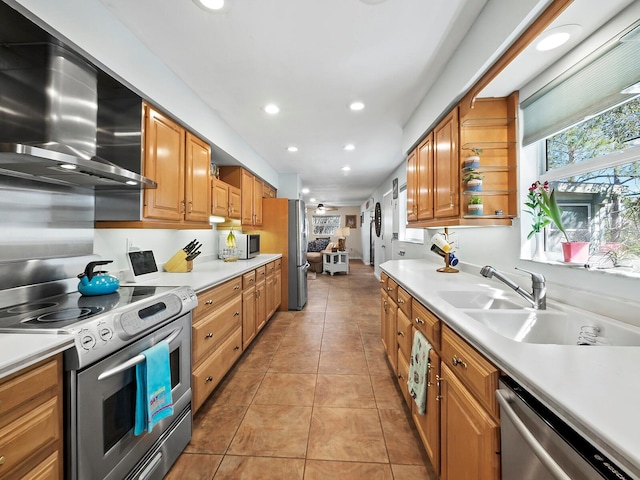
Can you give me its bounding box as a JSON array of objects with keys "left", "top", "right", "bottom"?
[{"left": 164, "top": 250, "right": 193, "bottom": 273}]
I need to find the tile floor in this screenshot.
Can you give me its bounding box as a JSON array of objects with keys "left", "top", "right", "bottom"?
[{"left": 165, "top": 260, "right": 438, "bottom": 479}]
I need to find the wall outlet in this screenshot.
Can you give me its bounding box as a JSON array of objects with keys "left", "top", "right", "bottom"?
[{"left": 126, "top": 237, "right": 134, "bottom": 252}]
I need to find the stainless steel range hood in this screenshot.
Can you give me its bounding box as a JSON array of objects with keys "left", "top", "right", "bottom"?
[{"left": 0, "top": 16, "right": 156, "bottom": 189}]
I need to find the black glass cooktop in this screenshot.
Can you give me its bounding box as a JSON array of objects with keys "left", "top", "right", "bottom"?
[{"left": 0, "top": 285, "right": 175, "bottom": 330}]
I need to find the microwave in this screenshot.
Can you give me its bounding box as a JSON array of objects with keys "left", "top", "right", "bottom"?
[{"left": 219, "top": 233, "right": 260, "bottom": 259}]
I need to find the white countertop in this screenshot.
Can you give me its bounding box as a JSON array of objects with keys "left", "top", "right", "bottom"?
[
  {"left": 122, "top": 254, "right": 282, "bottom": 291},
  {"left": 0, "top": 254, "right": 282, "bottom": 381},
  {"left": 0, "top": 334, "right": 73, "bottom": 378},
  {"left": 381, "top": 258, "right": 640, "bottom": 479}
]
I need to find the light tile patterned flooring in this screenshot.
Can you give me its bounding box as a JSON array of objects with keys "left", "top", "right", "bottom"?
[{"left": 165, "top": 261, "right": 438, "bottom": 479}]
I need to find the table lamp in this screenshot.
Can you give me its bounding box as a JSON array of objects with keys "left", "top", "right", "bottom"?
[{"left": 338, "top": 227, "right": 350, "bottom": 251}]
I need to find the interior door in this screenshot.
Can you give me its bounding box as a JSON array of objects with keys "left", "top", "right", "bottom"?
[{"left": 382, "top": 192, "right": 393, "bottom": 263}]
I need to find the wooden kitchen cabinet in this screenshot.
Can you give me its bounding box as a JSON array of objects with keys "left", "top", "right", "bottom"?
[
  {"left": 219, "top": 166, "right": 263, "bottom": 227},
  {"left": 212, "top": 178, "right": 242, "bottom": 220},
  {"left": 242, "top": 270, "right": 257, "bottom": 349},
  {"left": 407, "top": 133, "right": 434, "bottom": 222},
  {"left": 440, "top": 363, "right": 500, "bottom": 480},
  {"left": 413, "top": 347, "right": 441, "bottom": 476},
  {"left": 433, "top": 107, "right": 460, "bottom": 219},
  {"left": 143, "top": 103, "right": 211, "bottom": 225},
  {"left": 381, "top": 290, "right": 398, "bottom": 374},
  {"left": 192, "top": 276, "right": 243, "bottom": 412},
  {"left": 0, "top": 355, "right": 63, "bottom": 480},
  {"left": 406, "top": 94, "right": 517, "bottom": 228},
  {"left": 255, "top": 265, "right": 267, "bottom": 332}
]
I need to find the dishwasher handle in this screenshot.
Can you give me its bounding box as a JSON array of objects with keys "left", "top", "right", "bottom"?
[{"left": 496, "top": 389, "right": 573, "bottom": 480}]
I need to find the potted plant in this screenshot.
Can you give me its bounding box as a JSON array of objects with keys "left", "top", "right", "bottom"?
[
  {"left": 464, "top": 148, "right": 482, "bottom": 169},
  {"left": 538, "top": 185, "right": 590, "bottom": 263},
  {"left": 462, "top": 169, "right": 484, "bottom": 192},
  {"left": 468, "top": 195, "right": 483, "bottom": 216},
  {"left": 524, "top": 181, "right": 550, "bottom": 260}
]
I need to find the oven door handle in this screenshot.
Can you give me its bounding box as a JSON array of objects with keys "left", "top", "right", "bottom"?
[{"left": 97, "top": 327, "right": 183, "bottom": 381}]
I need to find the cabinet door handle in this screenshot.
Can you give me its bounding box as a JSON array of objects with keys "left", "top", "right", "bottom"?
[
  {"left": 398, "top": 374, "right": 405, "bottom": 380},
  {"left": 234, "top": 285, "right": 240, "bottom": 290},
  {"left": 386, "top": 286, "right": 393, "bottom": 292},
  {"left": 436, "top": 374, "right": 443, "bottom": 401},
  {"left": 205, "top": 376, "right": 213, "bottom": 383},
  {"left": 452, "top": 355, "right": 467, "bottom": 369},
  {"left": 397, "top": 298, "right": 404, "bottom": 304},
  {"left": 414, "top": 317, "right": 425, "bottom": 325},
  {"left": 427, "top": 361, "right": 433, "bottom": 387},
  {"left": 205, "top": 332, "right": 213, "bottom": 339},
  {"left": 188, "top": 201, "right": 193, "bottom": 213},
  {"left": 397, "top": 330, "right": 405, "bottom": 337},
  {"left": 234, "top": 311, "right": 240, "bottom": 317},
  {"left": 205, "top": 299, "right": 213, "bottom": 305},
  {"left": 180, "top": 200, "right": 186, "bottom": 213},
  {"left": 234, "top": 345, "right": 240, "bottom": 351},
  {"left": 0, "top": 456, "right": 5, "bottom": 465}
]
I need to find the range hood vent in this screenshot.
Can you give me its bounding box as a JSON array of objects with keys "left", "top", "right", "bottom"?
[{"left": 0, "top": 27, "right": 155, "bottom": 189}]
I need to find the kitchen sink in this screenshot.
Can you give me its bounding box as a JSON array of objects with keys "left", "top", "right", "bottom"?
[
  {"left": 437, "top": 290, "right": 524, "bottom": 310},
  {"left": 465, "top": 310, "right": 640, "bottom": 346}
]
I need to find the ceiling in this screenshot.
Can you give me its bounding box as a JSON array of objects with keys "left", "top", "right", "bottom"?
[
  {"left": 96, "top": 0, "right": 485, "bottom": 206},
  {"left": 93, "top": 0, "right": 636, "bottom": 207}
]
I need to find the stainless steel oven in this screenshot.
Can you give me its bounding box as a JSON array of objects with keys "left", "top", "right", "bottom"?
[
  {"left": 71, "top": 312, "right": 192, "bottom": 480},
  {"left": 0, "top": 282, "right": 198, "bottom": 480}
]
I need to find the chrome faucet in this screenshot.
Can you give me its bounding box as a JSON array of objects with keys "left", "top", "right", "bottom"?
[{"left": 480, "top": 265, "right": 546, "bottom": 310}]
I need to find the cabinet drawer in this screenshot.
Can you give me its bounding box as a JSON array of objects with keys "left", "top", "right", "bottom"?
[
  {"left": 193, "top": 295, "right": 242, "bottom": 364},
  {"left": 411, "top": 299, "right": 441, "bottom": 350},
  {"left": 397, "top": 353, "right": 411, "bottom": 408},
  {"left": 265, "top": 261, "right": 275, "bottom": 276},
  {"left": 0, "top": 396, "right": 60, "bottom": 477},
  {"left": 192, "top": 327, "right": 243, "bottom": 412},
  {"left": 242, "top": 270, "right": 256, "bottom": 289},
  {"left": 255, "top": 265, "right": 266, "bottom": 283},
  {"left": 194, "top": 277, "right": 242, "bottom": 318},
  {"left": 385, "top": 278, "right": 398, "bottom": 300},
  {"left": 21, "top": 451, "right": 60, "bottom": 480},
  {"left": 380, "top": 272, "right": 388, "bottom": 290},
  {"left": 396, "top": 310, "right": 413, "bottom": 361},
  {"left": 0, "top": 358, "right": 58, "bottom": 418},
  {"left": 396, "top": 286, "right": 412, "bottom": 318},
  {"left": 441, "top": 324, "right": 499, "bottom": 417}
]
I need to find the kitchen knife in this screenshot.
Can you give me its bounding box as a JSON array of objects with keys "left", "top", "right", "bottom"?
[
  {"left": 186, "top": 251, "right": 201, "bottom": 261},
  {"left": 183, "top": 239, "right": 197, "bottom": 253},
  {"left": 188, "top": 242, "right": 201, "bottom": 254}
]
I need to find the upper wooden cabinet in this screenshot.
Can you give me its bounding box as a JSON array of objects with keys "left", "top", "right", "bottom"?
[
  {"left": 433, "top": 108, "right": 460, "bottom": 219},
  {"left": 143, "top": 103, "right": 211, "bottom": 225},
  {"left": 219, "top": 166, "right": 264, "bottom": 227},
  {"left": 406, "top": 94, "right": 517, "bottom": 228},
  {"left": 211, "top": 177, "right": 241, "bottom": 220},
  {"left": 263, "top": 184, "right": 276, "bottom": 199}
]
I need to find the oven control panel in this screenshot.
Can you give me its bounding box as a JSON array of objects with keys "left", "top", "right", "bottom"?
[{"left": 65, "top": 286, "right": 197, "bottom": 370}]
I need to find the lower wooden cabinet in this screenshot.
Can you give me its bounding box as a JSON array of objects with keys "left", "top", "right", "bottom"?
[
  {"left": 440, "top": 363, "right": 500, "bottom": 480},
  {"left": 380, "top": 274, "right": 501, "bottom": 480},
  {"left": 0, "top": 355, "right": 63, "bottom": 480},
  {"left": 192, "top": 328, "right": 243, "bottom": 411}
]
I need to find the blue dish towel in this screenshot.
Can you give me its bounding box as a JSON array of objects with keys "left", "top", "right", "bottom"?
[
  {"left": 407, "top": 330, "right": 432, "bottom": 415},
  {"left": 134, "top": 341, "right": 174, "bottom": 435}
]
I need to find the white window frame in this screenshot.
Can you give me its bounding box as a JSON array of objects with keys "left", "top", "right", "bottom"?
[{"left": 398, "top": 185, "right": 424, "bottom": 244}]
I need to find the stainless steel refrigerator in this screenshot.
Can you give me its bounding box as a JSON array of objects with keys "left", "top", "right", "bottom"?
[{"left": 288, "top": 199, "right": 309, "bottom": 310}]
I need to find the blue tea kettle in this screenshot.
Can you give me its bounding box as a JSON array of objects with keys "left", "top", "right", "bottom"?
[{"left": 77, "top": 260, "right": 120, "bottom": 296}]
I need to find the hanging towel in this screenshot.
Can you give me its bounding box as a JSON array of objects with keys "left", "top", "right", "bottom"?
[
  {"left": 134, "top": 341, "right": 174, "bottom": 435},
  {"left": 407, "top": 330, "right": 431, "bottom": 415}
]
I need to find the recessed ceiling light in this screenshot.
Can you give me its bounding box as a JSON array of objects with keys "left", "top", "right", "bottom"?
[
  {"left": 59, "top": 163, "right": 77, "bottom": 170},
  {"left": 344, "top": 144, "right": 355, "bottom": 151},
  {"left": 535, "top": 25, "right": 581, "bottom": 51},
  {"left": 194, "top": 0, "right": 225, "bottom": 11},
  {"left": 302, "top": 188, "right": 310, "bottom": 194},
  {"left": 342, "top": 166, "right": 351, "bottom": 171},
  {"left": 287, "top": 146, "right": 298, "bottom": 152},
  {"left": 310, "top": 198, "right": 316, "bottom": 202},
  {"left": 349, "top": 101, "right": 365, "bottom": 111},
  {"left": 264, "top": 104, "right": 280, "bottom": 115}
]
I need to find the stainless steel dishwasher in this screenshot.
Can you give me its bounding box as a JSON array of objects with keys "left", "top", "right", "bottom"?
[{"left": 497, "top": 377, "right": 634, "bottom": 480}]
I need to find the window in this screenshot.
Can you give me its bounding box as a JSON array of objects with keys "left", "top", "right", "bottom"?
[
  {"left": 398, "top": 185, "right": 424, "bottom": 243},
  {"left": 312, "top": 215, "right": 340, "bottom": 235},
  {"left": 539, "top": 96, "right": 640, "bottom": 271}
]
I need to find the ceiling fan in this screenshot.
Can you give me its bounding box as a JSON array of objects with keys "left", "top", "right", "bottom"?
[{"left": 315, "top": 203, "right": 339, "bottom": 213}]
